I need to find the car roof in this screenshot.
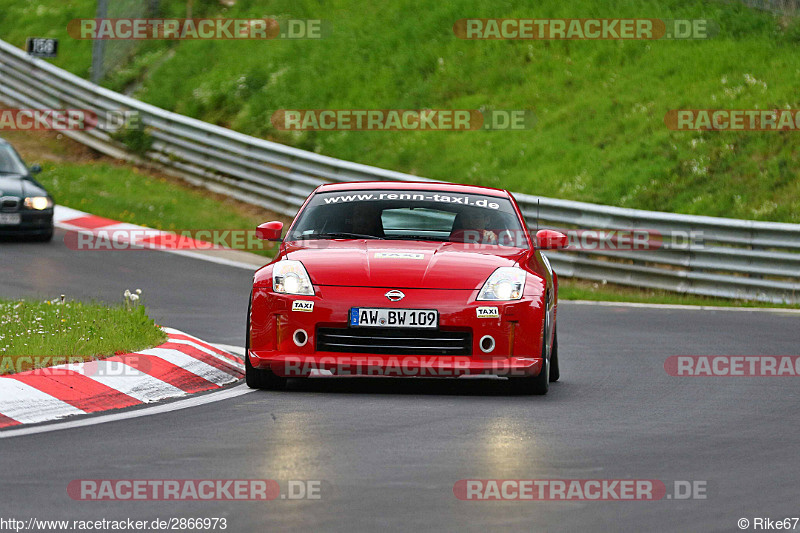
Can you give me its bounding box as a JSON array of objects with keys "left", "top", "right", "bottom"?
[{"left": 316, "top": 181, "right": 510, "bottom": 198}]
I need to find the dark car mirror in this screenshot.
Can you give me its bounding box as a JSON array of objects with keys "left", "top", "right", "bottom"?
[
  {"left": 256, "top": 221, "right": 284, "bottom": 241},
  {"left": 29, "top": 164, "right": 42, "bottom": 175},
  {"left": 536, "top": 229, "right": 569, "bottom": 250}
]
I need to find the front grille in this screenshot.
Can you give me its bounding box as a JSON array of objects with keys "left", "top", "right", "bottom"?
[
  {"left": 316, "top": 327, "right": 472, "bottom": 356},
  {"left": 0, "top": 197, "right": 19, "bottom": 212}
]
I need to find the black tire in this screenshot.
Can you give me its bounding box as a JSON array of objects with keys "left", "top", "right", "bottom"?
[
  {"left": 509, "top": 325, "right": 550, "bottom": 395},
  {"left": 32, "top": 228, "right": 53, "bottom": 242},
  {"left": 549, "top": 327, "right": 560, "bottom": 383},
  {"left": 245, "top": 352, "right": 287, "bottom": 390},
  {"left": 245, "top": 298, "right": 287, "bottom": 390}
]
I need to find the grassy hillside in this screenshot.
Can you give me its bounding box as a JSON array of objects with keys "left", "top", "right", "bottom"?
[{"left": 2, "top": 0, "right": 799, "bottom": 222}]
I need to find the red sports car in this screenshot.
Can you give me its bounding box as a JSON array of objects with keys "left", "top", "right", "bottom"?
[{"left": 246, "top": 182, "right": 568, "bottom": 394}]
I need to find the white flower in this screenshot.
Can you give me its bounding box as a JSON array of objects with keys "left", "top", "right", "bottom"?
[
  {"left": 129, "top": 294, "right": 140, "bottom": 302},
  {"left": 124, "top": 290, "right": 131, "bottom": 298},
  {"left": 135, "top": 289, "right": 142, "bottom": 295}
]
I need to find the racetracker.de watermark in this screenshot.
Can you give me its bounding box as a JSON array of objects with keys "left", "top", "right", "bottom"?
[
  {"left": 270, "top": 109, "right": 536, "bottom": 131},
  {"left": 0, "top": 109, "right": 139, "bottom": 132},
  {"left": 0, "top": 357, "right": 153, "bottom": 376},
  {"left": 272, "top": 356, "right": 543, "bottom": 378},
  {"left": 67, "top": 18, "right": 327, "bottom": 40},
  {"left": 63, "top": 229, "right": 276, "bottom": 252},
  {"left": 541, "top": 229, "right": 703, "bottom": 251},
  {"left": 452, "top": 228, "right": 703, "bottom": 250},
  {"left": 453, "top": 19, "right": 717, "bottom": 40},
  {"left": 68, "top": 479, "right": 327, "bottom": 501},
  {"left": 665, "top": 356, "right": 800, "bottom": 376},
  {"left": 453, "top": 479, "right": 707, "bottom": 500},
  {"left": 665, "top": 109, "right": 800, "bottom": 131},
  {"left": 63, "top": 228, "right": 704, "bottom": 252}
]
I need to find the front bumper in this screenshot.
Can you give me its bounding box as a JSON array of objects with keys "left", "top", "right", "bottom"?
[
  {"left": 0, "top": 209, "right": 53, "bottom": 236},
  {"left": 249, "top": 285, "right": 546, "bottom": 378}
]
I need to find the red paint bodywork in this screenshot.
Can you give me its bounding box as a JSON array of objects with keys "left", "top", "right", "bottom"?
[
  {"left": 256, "top": 221, "right": 284, "bottom": 241},
  {"left": 248, "top": 182, "right": 559, "bottom": 378}
]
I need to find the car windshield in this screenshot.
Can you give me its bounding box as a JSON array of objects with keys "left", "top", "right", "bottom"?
[
  {"left": 0, "top": 143, "right": 28, "bottom": 175},
  {"left": 286, "top": 189, "right": 529, "bottom": 248}
]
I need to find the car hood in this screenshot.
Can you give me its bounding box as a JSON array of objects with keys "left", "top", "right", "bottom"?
[
  {"left": 0, "top": 175, "right": 43, "bottom": 198},
  {"left": 282, "top": 240, "right": 530, "bottom": 289}
]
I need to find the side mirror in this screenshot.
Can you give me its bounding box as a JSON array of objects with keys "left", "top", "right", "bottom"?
[
  {"left": 29, "top": 164, "right": 42, "bottom": 175},
  {"left": 536, "top": 229, "right": 568, "bottom": 250},
  {"left": 256, "top": 221, "right": 284, "bottom": 241}
]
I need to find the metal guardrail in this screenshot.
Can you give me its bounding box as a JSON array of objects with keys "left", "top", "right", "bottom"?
[
  {"left": 739, "top": 0, "right": 800, "bottom": 15},
  {"left": 2, "top": 38, "right": 800, "bottom": 303}
]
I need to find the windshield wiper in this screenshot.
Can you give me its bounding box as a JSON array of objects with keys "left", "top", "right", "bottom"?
[{"left": 300, "top": 232, "right": 385, "bottom": 240}]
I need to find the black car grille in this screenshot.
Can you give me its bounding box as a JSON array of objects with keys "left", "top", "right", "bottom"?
[
  {"left": 1, "top": 197, "right": 19, "bottom": 212},
  {"left": 316, "top": 327, "right": 472, "bottom": 356}
]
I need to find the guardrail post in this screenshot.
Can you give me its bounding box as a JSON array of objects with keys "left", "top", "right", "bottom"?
[{"left": 90, "top": 0, "right": 108, "bottom": 84}]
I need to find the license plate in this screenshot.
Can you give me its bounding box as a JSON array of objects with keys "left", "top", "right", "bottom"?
[
  {"left": 0, "top": 214, "right": 21, "bottom": 225},
  {"left": 350, "top": 308, "right": 438, "bottom": 329}
]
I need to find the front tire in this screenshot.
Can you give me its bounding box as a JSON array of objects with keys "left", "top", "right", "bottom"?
[
  {"left": 245, "top": 352, "right": 287, "bottom": 390},
  {"left": 32, "top": 228, "right": 53, "bottom": 242},
  {"left": 509, "top": 325, "right": 550, "bottom": 395},
  {"left": 549, "top": 327, "right": 560, "bottom": 383},
  {"left": 245, "top": 298, "right": 287, "bottom": 390}
]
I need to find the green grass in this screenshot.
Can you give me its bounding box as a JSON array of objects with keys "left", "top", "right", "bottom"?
[
  {"left": 0, "top": 0, "right": 220, "bottom": 79},
  {"left": 0, "top": 0, "right": 95, "bottom": 77},
  {"left": 2, "top": 1, "right": 799, "bottom": 222},
  {"left": 21, "top": 0, "right": 791, "bottom": 223},
  {"left": 41, "top": 160, "right": 257, "bottom": 230},
  {"left": 0, "top": 297, "right": 167, "bottom": 375}
]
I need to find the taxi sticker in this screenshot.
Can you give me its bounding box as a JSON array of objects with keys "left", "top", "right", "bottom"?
[
  {"left": 476, "top": 306, "right": 500, "bottom": 318},
  {"left": 292, "top": 300, "right": 314, "bottom": 312}
]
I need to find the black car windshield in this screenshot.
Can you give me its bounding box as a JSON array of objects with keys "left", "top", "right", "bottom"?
[
  {"left": 0, "top": 143, "right": 28, "bottom": 175},
  {"left": 286, "top": 189, "right": 529, "bottom": 248}
]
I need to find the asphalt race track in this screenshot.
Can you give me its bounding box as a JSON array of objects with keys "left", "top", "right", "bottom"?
[
  {"left": 0, "top": 230, "right": 253, "bottom": 344},
  {"left": 1, "top": 229, "right": 799, "bottom": 531}
]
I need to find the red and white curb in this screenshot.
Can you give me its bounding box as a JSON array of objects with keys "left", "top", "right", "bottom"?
[
  {"left": 0, "top": 327, "right": 244, "bottom": 429},
  {"left": 53, "top": 205, "right": 258, "bottom": 270}
]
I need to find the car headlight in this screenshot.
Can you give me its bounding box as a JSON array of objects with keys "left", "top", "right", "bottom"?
[
  {"left": 24, "top": 197, "right": 53, "bottom": 210},
  {"left": 477, "top": 267, "right": 526, "bottom": 301},
  {"left": 273, "top": 260, "right": 315, "bottom": 295}
]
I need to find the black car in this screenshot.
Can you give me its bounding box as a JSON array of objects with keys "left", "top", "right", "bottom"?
[{"left": 0, "top": 137, "right": 54, "bottom": 241}]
